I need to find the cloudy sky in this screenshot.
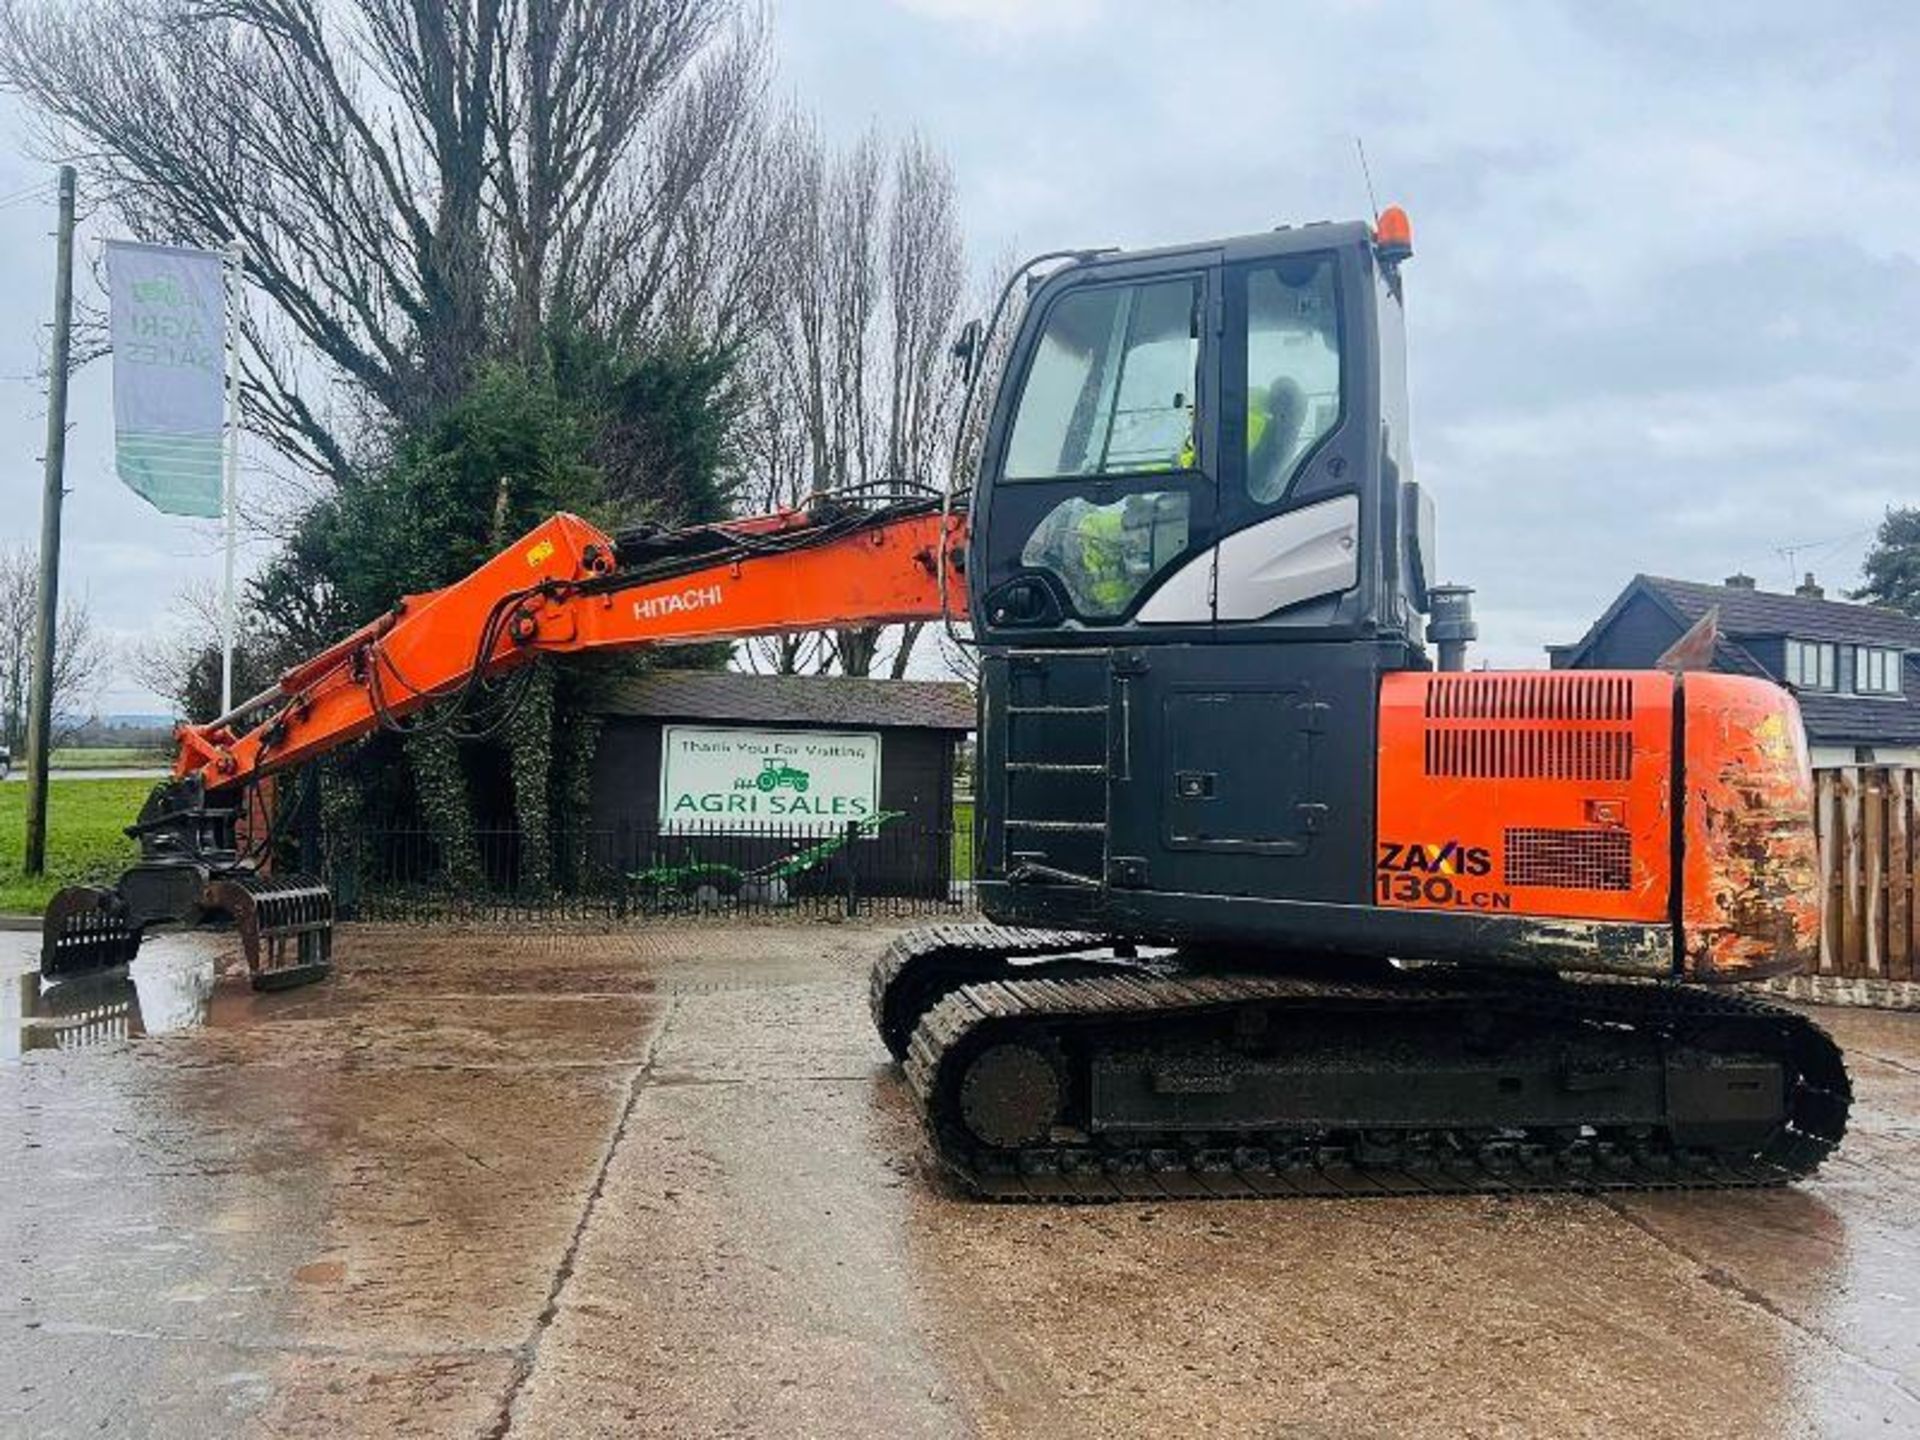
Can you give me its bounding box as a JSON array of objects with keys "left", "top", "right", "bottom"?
[{"left": 2, "top": 0, "right": 1916, "bottom": 709}]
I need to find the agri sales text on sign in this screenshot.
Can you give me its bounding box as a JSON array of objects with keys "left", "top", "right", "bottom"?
[{"left": 659, "top": 726, "right": 882, "bottom": 834}]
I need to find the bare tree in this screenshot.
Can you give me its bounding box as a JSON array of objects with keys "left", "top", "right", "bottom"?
[
  {"left": 0, "top": 545, "right": 109, "bottom": 746},
  {"left": 734, "top": 327, "right": 833, "bottom": 676},
  {"left": 883, "top": 138, "right": 967, "bottom": 486},
  {"left": 742, "top": 124, "right": 967, "bottom": 677},
  {"left": 0, "top": 0, "right": 778, "bottom": 489},
  {"left": 129, "top": 579, "right": 274, "bottom": 722}
]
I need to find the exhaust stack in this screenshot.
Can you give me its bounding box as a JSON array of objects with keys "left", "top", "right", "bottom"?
[{"left": 1427, "top": 583, "right": 1477, "bottom": 672}]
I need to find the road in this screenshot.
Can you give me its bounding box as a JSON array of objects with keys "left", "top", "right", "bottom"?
[
  {"left": 3, "top": 922, "right": 1918, "bottom": 1438},
  {"left": 2, "top": 767, "right": 169, "bottom": 782}
]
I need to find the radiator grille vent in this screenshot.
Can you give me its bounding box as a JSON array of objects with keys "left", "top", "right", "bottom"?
[
  {"left": 1425, "top": 728, "right": 1633, "bottom": 781},
  {"left": 1425, "top": 673, "right": 1635, "bottom": 721},
  {"left": 1503, "top": 828, "right": 1633, "bottom": 891}
]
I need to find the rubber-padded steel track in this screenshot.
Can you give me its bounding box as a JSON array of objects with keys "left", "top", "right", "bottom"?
[
  {"left": 874, "top": 927, "right": 1850, "bottom": 1202},
  {"left": 869, "top": 923, "right": 1103, "bottom": 1060}
]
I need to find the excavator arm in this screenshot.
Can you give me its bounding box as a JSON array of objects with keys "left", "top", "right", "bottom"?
[{"left": 43, "top": 496, "right": 968, "bottom": 986}]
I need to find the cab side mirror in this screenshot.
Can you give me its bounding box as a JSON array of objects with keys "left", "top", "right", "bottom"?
[{"left": 951, "top": 319, "right": 983, "bottom": 385}]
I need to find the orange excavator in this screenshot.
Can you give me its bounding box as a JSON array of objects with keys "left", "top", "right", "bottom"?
[{"left": 45, "top": 207, "right": 1849, "bottom": 1198}]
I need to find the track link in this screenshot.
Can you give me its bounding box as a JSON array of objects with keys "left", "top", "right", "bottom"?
[{"left": 889, "top": 961, "right": 1850, "bottom": 1202}]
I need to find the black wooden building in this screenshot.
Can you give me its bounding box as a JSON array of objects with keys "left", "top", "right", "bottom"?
[{"left": 587, "top": 671, "right": 975, "bottom": 898}]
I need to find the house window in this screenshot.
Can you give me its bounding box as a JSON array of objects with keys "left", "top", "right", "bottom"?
[
  {"left": 1785, "top": 639, "right": 1836, "bottom": 691},
  {"left": 1853, "top": 646, "right": 1903, "bottom": 696}
]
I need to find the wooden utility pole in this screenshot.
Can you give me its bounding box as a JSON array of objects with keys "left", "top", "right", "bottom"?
[{"left": 23, "top": 164, "right": 77, "bottom": 875}]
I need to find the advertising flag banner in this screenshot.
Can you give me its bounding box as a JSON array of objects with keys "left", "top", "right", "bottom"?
[{"left": 105, "top": 240, "right": 226, "bottom": 518}]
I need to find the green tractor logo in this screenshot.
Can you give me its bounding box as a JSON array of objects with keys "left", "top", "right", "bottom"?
[
  {"left": 132, "top": 276, "right": 186, "bottom": 307},
  {"left": 753, "top": 758, "right": 811, "bottom": 794}
]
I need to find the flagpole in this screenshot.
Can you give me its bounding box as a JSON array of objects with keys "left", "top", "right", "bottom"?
[{"left": 221, "top": 241, "right": 243, "bottom": 715}]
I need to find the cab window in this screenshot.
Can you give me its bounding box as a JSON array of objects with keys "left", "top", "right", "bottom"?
[
  {"left": 1004, "top": 278, "right": 1200, "bottom": 480},
  {"left": 1019, "top": 491, "right": 1192, "bottom": 618},
  {"left": 1245, "top": 258, "right": 1341, "bottom": 503}
]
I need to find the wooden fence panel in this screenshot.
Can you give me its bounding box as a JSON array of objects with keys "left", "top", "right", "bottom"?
[
  {"left": 1812, "top": 766, "right": 1920, "bottom": 981},
  {"left": 1816, "top": 769, "right": 1841, "bottom": 973},
  {"left": 1889, "top": 770, "right": 1910, "bottom": 982},
  {"left": 1835, "top": 771, "right": 1850, "bottom": 990},
  {"left": 1865, "top": 771, "right": 1886, "bottom": 975}
]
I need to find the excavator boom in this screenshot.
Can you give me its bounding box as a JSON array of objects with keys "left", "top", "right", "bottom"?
[
  {"left": 179, "top": 503, "right": 964, "bottom": 789},
  {"left": 43, "top": 496, "right": 967, "bottom": 985}
]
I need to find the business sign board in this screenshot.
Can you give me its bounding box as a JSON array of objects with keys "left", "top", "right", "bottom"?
[{"left": 659, "top": 726, "right": 881, "bottom": 834}]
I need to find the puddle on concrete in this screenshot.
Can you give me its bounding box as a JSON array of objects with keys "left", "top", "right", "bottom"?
[{"left": 1, "top": 932, "right": 224, "bottom": 1061}]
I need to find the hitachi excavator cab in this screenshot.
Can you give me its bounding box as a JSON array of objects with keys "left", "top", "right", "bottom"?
[
  {"left": 961, "top": 215, "right": 1819, "bottom": 986},
  {"left": 966, "top": 218, "right": 1429, "bottom": 940}
]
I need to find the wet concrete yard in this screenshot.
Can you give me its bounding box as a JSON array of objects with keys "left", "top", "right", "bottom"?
[{"left": 3, "top": 922, "right": 1918, "bottom": 1438}]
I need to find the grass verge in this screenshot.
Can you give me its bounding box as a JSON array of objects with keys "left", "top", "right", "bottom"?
[
  {"left": 0, "top": 777, "right": 152, "bottom": 913},
  {"left": 47, "top": 746, "right": 172, "bottom": 770}
]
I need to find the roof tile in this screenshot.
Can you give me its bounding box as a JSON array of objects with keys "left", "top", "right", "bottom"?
[
  {"left": 1641, "top": 576, "right": 1920, "bottom": 647},
  {"left": 596, "top": 670, "right": 976, "bottom": 731},
  {"left": 1558, "top": 577, "right": 1920, "bottom": 749}
]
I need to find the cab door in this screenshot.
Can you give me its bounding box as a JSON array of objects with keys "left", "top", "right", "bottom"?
[{"left": 1106, "top": 248, "right": 1369, "bottom": 901}]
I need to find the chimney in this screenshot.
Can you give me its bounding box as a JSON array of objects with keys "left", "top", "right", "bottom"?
[
  {"left": 1796, "top": 572, "right": 1825, "bottom": 600},
  {"left": 1724, "top": 572, "right": 1757, "bottom": 590}
]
